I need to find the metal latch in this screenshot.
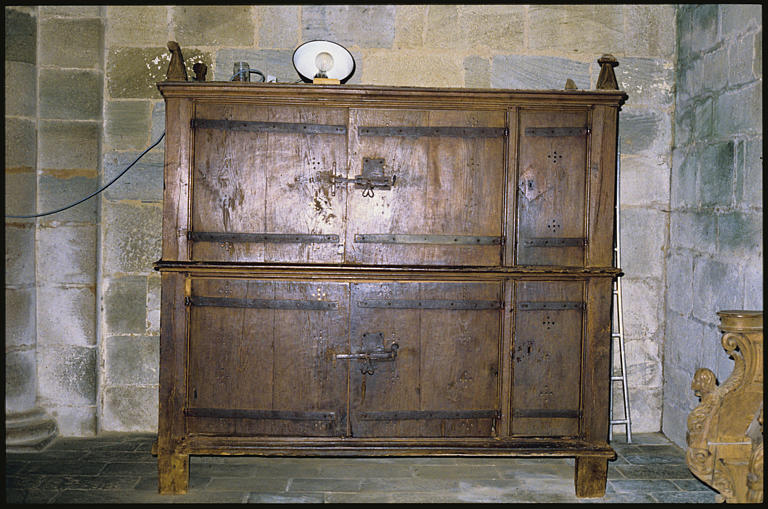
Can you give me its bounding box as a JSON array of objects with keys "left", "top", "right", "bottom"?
[
  {"left": 334, "top": 333, "right": 399, "bottom": 375},
  {"left": 328, "top": 158, "right": 395, "bottom": 197}
]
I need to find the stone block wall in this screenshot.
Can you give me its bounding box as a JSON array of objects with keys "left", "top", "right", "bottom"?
[
  {"left": 662, "top": 4, "right": 763, "bottom": 448},
  {"left": 5, "top": 5, "right": 39, "bottom": 415},
  {"left": 33, "top": 6, "right": 104, "bottom": 436}
]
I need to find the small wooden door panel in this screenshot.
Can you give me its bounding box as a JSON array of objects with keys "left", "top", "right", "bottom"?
[
  {"left": 348, "top": 281, "right": 503, "bottom": 437},
  {"left": 186, "top": 278, "right": 349, "bottom": 436},
  {"left": 516, "top": 109, "right": 589, "bottom": 266},
  {"left": 345, "top": 109, "right": 506, "bottom": 266},
  {"left": 510, "top": 280, "right": 584, "bottom": 436},
  {"left": 190, "top": 103, "right": 347, "bottom": 264}
]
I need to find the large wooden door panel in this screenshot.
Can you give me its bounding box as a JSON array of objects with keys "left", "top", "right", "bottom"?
[
  {"left": 511, "top": 280, "right": 584, "bottom": 436},
  {"left": 516, "top": 109, "right": 589, "bottom": 266},
  {"left": 191, "top": 103, "right": 347, "bottom": 263},
  {"left": 348, "top": 281, "right": 502, "bottom": 437},
  {"left": 186, "top": 278, "right": 349, "bottom": 436},
  {"left": 346, "top": 109, "right": 506, "bottom": 266}
]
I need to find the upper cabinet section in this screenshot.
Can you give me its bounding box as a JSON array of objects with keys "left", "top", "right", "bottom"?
[{"left": 158, "top": 83, "right": 625, "bottom": 268}]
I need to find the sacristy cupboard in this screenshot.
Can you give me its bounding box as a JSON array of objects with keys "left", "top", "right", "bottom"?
[{"left": 155, "top": 70, "right": 627, "bottom": 497}]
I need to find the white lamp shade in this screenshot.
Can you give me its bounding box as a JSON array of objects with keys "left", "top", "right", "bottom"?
[{"left": 293, "top": 40, "right": 355, "bottom": 83}]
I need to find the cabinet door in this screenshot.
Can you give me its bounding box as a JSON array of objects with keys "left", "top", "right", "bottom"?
[
  {"left": 510, "top": 280, "right": 584, "bottom": 436},
  {"left": 190, "top": 103, "right": 347, "bottom": 263},
  {"left": 347, "top": 281, "right": 502, "bottom": 437},
  {"left": 516, "top": 109, "right": 589, "bottom": 266},
  {"left": 185, "top": 278, "right": 349, "bottom": 436},
  {"left": 345, "top": 109, "right": 506, "bottom": 266}
]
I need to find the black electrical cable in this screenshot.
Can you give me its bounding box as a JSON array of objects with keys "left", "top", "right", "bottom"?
[{"left": 5, "top": 132, "right": 165, "bottom": 219}]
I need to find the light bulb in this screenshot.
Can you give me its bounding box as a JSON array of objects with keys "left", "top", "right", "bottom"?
[{"left": 314, "top": 51, "right": 334, "bottom": 78}]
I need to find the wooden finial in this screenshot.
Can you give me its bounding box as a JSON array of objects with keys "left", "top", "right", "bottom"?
[
  {"left": 166, "top": 41, "right": 188, "bottom": 81},
  {"left": 596, "top": 54, "right": 619, "bottom": 90},
  {"left": 564, "top": 78, "right": 577, "bottom": 90}
]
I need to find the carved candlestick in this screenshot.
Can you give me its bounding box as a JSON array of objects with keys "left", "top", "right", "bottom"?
[{"left": 686, "top": 310, "right": 763, "bottom": 503}]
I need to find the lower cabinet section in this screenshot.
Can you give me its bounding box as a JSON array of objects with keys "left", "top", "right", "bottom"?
[{"left": 157, "top": 271, "right": 615, "bottom": 497}]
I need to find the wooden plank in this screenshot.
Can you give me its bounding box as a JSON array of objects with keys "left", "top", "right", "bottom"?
[
  {"left": 418, "top": 282, "right": 502, "bottom": 438},
  {"left": 157, "top": 272, "right": 189, "bottom": 494},
  {"left": 191, "top": 103, "right": 268, "bottom": 262},
  {"left": 265, "top": 105, "right": 347, "bottom": 264},
  {"left": 162, "top": 98, "right": 193, "bottom": 262},
  {"left": 586, "top": 105, "right": 619, "bottom": 268},
  {"left": 580, "top": 277, "right": 613, "bottom": 443}
]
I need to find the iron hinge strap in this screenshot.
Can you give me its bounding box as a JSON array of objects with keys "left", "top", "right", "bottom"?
[
  {"left": 186, "top": 296, "right": 338, "bottom": 310},
  {"left": 192, "top": 118, "right": 347, "bottom": 135},
  {"left": 514, "top": 301, "right": 584, "bottom": 311}
]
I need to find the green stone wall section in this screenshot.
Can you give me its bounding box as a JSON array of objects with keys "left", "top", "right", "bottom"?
[
  {"left": 662, "top": 5, "right": 763, "bottom": 448},
  {"left": 12, "top": 5, "right": 701, "bottom": 436}
]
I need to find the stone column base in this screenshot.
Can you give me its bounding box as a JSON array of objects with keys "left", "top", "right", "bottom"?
[{"left": 6, "top": 407, "right": 58, "bottom": 452}]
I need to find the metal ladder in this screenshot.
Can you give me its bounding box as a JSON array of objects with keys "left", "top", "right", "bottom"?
[{"left": 609, "top": 141, "right": 632, "bottom": 443}]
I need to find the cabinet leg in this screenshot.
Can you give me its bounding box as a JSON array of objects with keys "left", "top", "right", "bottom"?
[
  {"left": 574, "top": 456, "right": 608, "bottom": 498},
  {"left": 158, "top": 452, "right": 189, "bottom": 494}
]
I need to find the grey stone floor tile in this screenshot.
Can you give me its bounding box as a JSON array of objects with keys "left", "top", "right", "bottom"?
[
  {"left": 288, "top": 477, "right": 363, "bottom": 492},
  {"left": 244, "top": 492, "right": 325, "bottom": 503},
  {"left": 5, "top": 475, "right": 44, "bottom": 490},
  {"left": 360, "top": 477, "right": 460, "bottom": 492},
  {"left": 671, "top": 478, "right": 717, "bottom": 492},
  {"left": 580, "top": 492, "right": 657, "bottom": 503},
  {"left": 306, "top": 462, "right": 415, "bottom": 479},
  {"left": 613, "top": 463, "right": 698, "bottom": 480},
  {"left": 135, "top": 474, "right": 212, "bottom": 491},
  {"left": 621, "top": 453, "right": 686, "bottom": 465},
  {"left": 23, "top": 460, "right": 108, "bottom": 475},
  {"left": 190, "top": 461, "right": 324, "bottom": 478},
  {"left": 101, "top": 461, "right": 159, "bottom": 475},
  {"left": 650, "top": 490, "right": 718, "bottom": 503},
  {"left": 5, "top": 488, "right": 60, "bottom": 504},
  {"left": 205, "top": 476, "right": 288, "bottom": 492},
  {"left": 84, "top": 450, "right": 156, "bottom": 462},
  {"left": 607, "top": 478, "right": 680, "bottom": 493},
  {"left": 29, "top": 474, "right": 143, "bottom": 490},
  {"left": 324, "top": 491, "right": 395, "bottom": 503},
  {"left": 412, "top": 464, "right": 503, "bottom": 480}
]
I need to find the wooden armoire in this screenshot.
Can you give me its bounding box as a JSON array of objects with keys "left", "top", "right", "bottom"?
[{"left": 155, "top": 54, "right": 627, "bottom": 497}]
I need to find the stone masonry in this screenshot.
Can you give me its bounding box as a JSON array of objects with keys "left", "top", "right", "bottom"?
[
  {"left": 34, "top": 6, "right": 104, "bottom": 436},
  {"left": 662, "top": 4, "right": 763, "bottom": 447},
  {"left": 7, "top": 6, "right": 757, "bottom": 441},
  {"left": 5, "top": 5, "right": 58, "bottom": 450}
]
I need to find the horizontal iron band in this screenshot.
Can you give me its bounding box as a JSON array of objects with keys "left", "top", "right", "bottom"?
[
  {"left": 357, "top": 410, "right": 499, "bottom": 421},
  {"left": 189, "top": 232, "right": 340, "bottom": 244},
  {"left": 524, "top": 127, "right": 589, "bottom": 137},
  {"left": 516, "top": 301, "right": 584, "bottom": 311},
  {"left": 359, "top": 126, "right": 507, "bottom": 138},
  {"left": 522, "top": 237, "right": 586, "bottom": 247},
  {"left": 186, "top": 408, "right": 336, "bottom": 421},
  {"left": 187, "top": 296, "right": 337, "bottom": 310},
  {"left": 358, "top": 299, "right": 502, "bottom": 310},
  {"left": 193, "top": 118, "right": 346, "bottom": 135},
  {"left": 355, "top": 234, "right": 502, "bottom": 245},
  {"left": 513, "top": 409, "right": 581, "bottom": 418}
]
